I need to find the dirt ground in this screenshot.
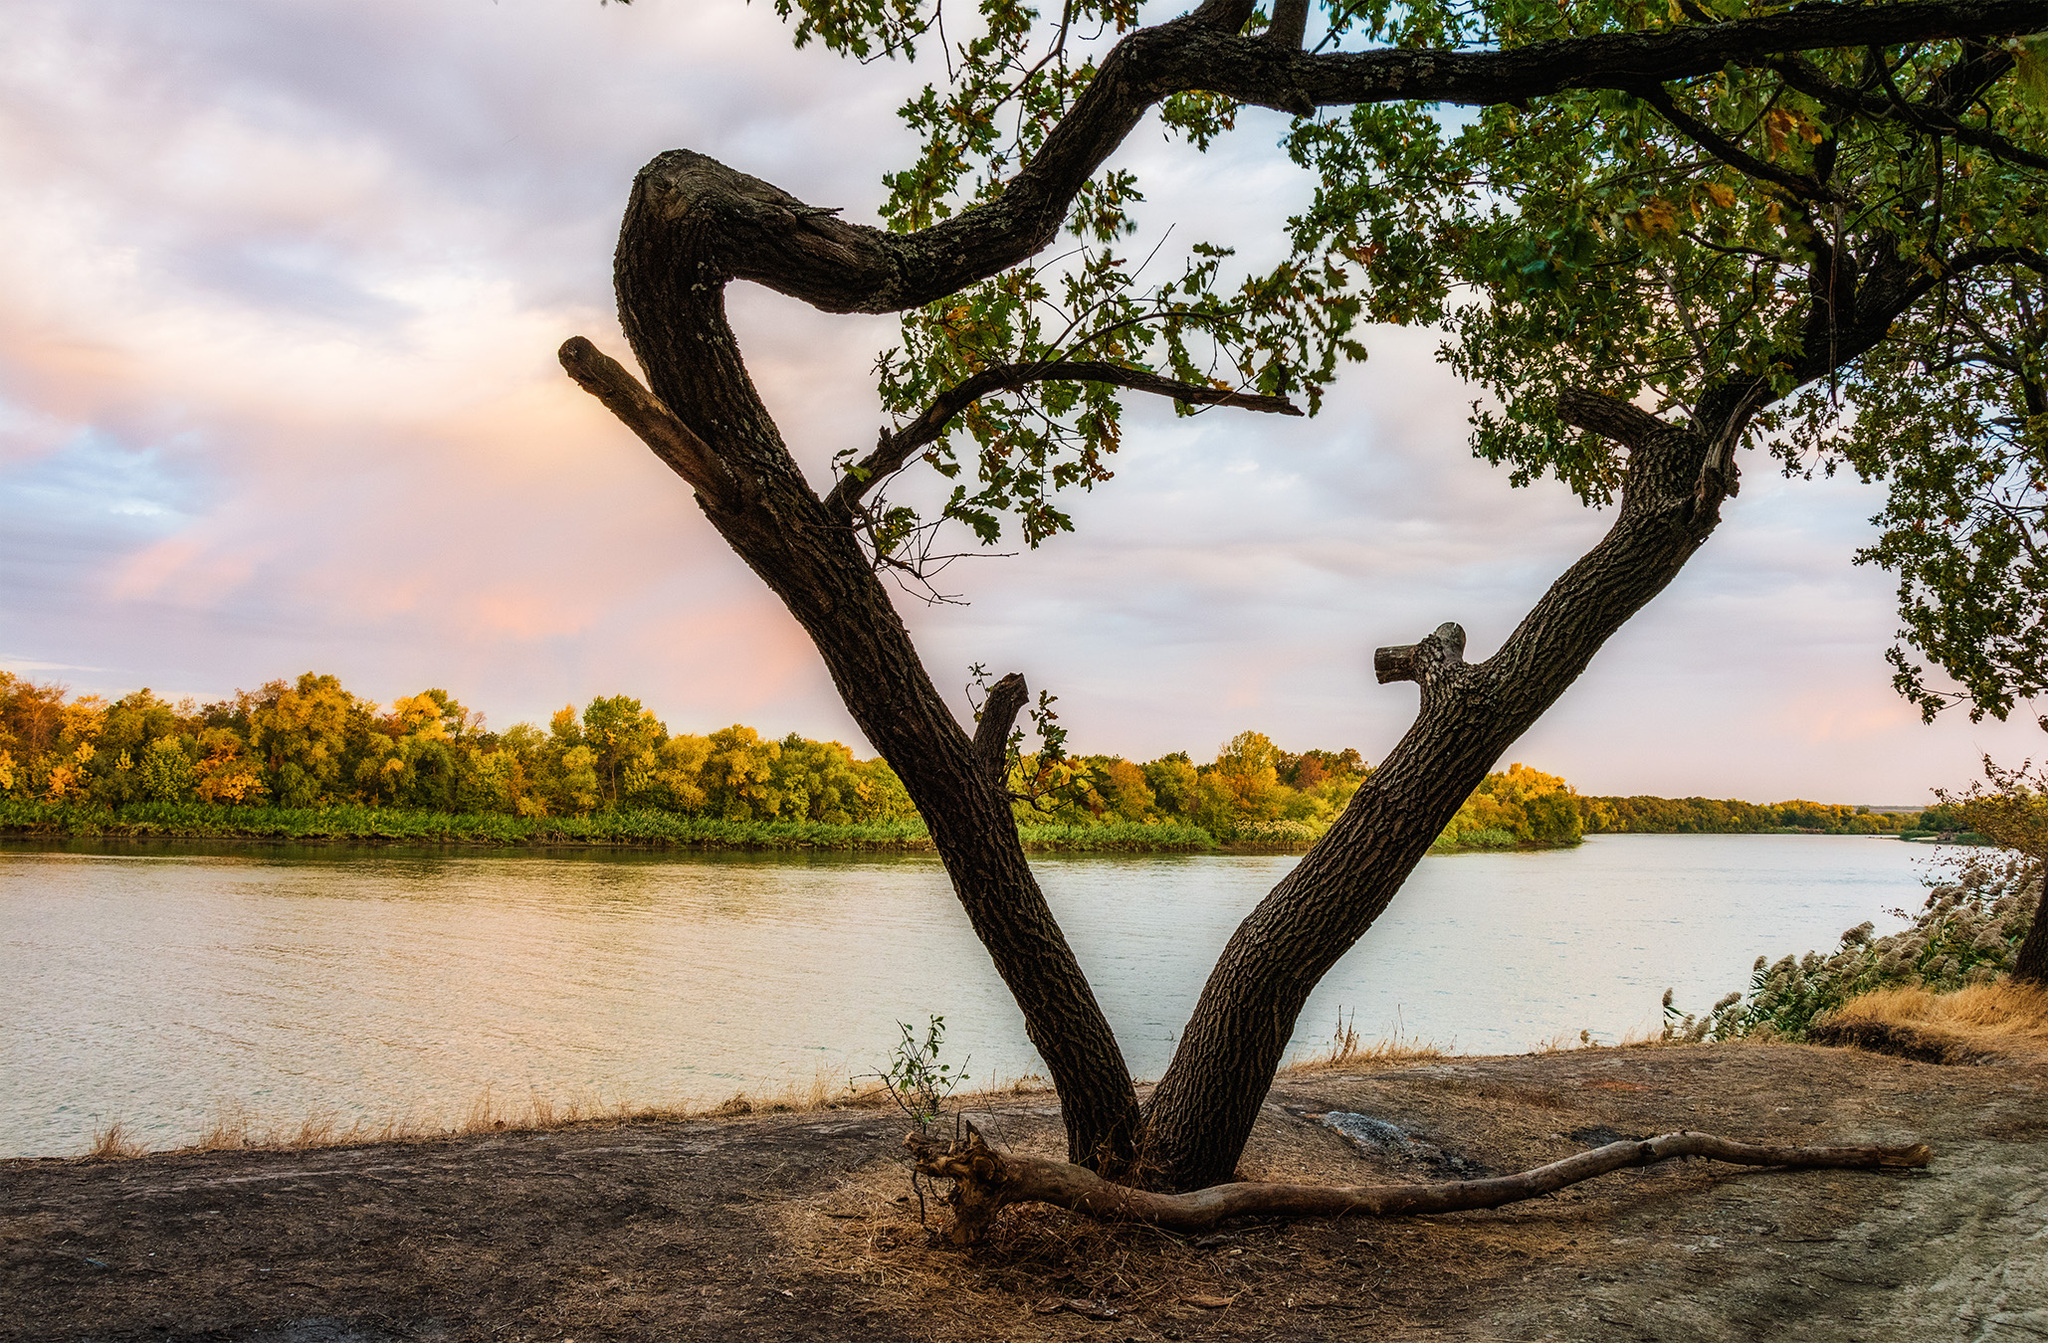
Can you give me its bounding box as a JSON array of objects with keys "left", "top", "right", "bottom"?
[{"left": 6, "top": 1042, "right": 2045, "bottom": 1342}]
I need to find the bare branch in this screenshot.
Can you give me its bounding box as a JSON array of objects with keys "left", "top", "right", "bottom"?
[
  {"left": 909, "top": 1123, "right": 1932, "bottom": 1246},
  {"left": 826, "top": 360, "right": 1301, "bottom": 515},
  {"left": 1191, "top": 0, "right": 1259, "bottom": 32},
  {"left": 558, "top": 337, "right": 735, "bottom": 507},
  {"left": 972, "top": 673, "right": 1030, "bottom": 784}
]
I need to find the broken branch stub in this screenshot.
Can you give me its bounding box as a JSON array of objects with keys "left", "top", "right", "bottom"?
[
  {"left": 1374, "top": 621, "right": 1468, "bottom": 686},
  {"left": 972, "top": 673, "right": 1029, "bottom": 784},
  {"left": 906, "top": 1123, "right": 1931, "bottom": 1247}
]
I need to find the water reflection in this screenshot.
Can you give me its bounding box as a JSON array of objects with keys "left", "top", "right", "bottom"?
[{"left": 1, "top": 835, "right": 1936, "bottom": 1157}]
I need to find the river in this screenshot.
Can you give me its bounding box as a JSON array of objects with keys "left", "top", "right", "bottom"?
[{"left": 0, "top": 833, "right": 1948, "bottom": 1158}]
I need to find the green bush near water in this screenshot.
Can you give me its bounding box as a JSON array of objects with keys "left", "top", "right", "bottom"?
[{"left": 0, "top": 797, "right": 1563, "bottom": 854}]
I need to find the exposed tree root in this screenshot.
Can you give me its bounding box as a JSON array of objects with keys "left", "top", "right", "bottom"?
[{"left": 906, "top": 1124, "right": 1931, "bottom": 1246}]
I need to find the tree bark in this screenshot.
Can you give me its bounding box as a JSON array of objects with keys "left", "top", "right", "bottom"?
[
  {"left": 2012, "top": 866, "right": 2048, "bottom": 985},
  {"left": 909, "top": 1124, "right": 1931, "bottom": 1246}
]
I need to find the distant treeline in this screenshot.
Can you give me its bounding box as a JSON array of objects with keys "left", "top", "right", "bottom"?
[
  {"left": 0, "top": 669, "right": 1919, "bottom": 850},
  {"left": 1578, "top": 795, "right": 1943, "bottom": 835}
]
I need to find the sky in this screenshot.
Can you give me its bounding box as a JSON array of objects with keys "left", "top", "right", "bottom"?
[{"left": 0, "top": 0, "right": 2039, "bottom": 804}]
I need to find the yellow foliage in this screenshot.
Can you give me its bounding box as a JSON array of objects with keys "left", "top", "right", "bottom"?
[
  {"left": 1626, "top": 196, "right": 1680, "bottom": 238},
  {"left": 1762, "top": 108, "right": 1822, "bottom": 159},
  {"left": 193, "top": 736, "right": 264, "bottom": 803},
  {"left": 386, "top": 693, "right": 450, "bottom": 741},
  {"left": 44, "top": 762, "right": 82, "bottom": 802}
]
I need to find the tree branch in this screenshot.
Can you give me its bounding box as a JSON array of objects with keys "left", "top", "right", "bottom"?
[
  {"left": 909, "top": 1123, "right": 1931, "bottom": 1246},
  {"left": 1266, "top": 0, "right": 1312, "bottom": 49},
  {"left": 1556, "top": 386, "right": 1673, "bottom": 447},
  {"left": 973, "top": 673, "right": 1029, "bottom": 785},
  {"left": 627, "top": 1, "right": 2048, "bottom": 319},
  {"left": 558, "top": 336, "right": 737, "bottom": 508},
  {"left": 1767, "top": 51, "right": 2048, "bottom": 172},
  {"left": 1632, "top": 82, "right": 1836, "bottom": 201},
  {"left": 827, "top": 361, "right": 1301, "bottom": 515},
  {"left": 1180, "top": 0, "right": 2048, "bottom": 113}
]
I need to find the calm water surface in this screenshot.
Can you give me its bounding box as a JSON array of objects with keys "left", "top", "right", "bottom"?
[{"left": 1, "top": 834, "right": 1942, "bottom": 1157}]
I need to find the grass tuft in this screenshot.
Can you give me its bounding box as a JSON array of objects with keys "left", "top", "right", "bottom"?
[
  {"left": 77, "top": 1072, "right": 902, "bottom": 1162},
  {"left": 85, "top": 1120, "right": 144, "bottom": 1160}
]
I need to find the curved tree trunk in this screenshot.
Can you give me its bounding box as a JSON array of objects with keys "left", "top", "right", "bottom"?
[{"left": 597, "top": 180, "right": 1145, "bottom": 1169}]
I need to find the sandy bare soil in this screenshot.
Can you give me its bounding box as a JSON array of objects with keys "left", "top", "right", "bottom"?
[{"left": 5, "top": 1042, "right": 2044, "bottom": 1342}]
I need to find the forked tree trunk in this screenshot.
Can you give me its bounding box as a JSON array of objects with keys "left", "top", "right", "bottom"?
[
  {"left": 563, "top": 0, "right": 2032, "bottom": 1195},
  {"left": 590, "top": 159, "right": 1731, "bottom": 1189}
]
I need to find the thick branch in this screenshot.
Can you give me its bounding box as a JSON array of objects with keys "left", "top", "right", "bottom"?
[
  {"left": 910, "top": 1125, "right": 1931, "bottom": 1246},
  {"left": 1169, "top": 1, "right": 2048, "bottom": 113},
  {"left": 1556, "top": 386, "right": 1672, "bottom": 447},
  {"left": 629, "top": 2, "right": 2048, "bottom": 319},
  {"left": 827, "top": 361, "right": 1300, "bottom": 515},
  {"left": 973, "top": 673, "right": 1029, "bottom": 785},
  {"left": 1143, "top": 394, "right": 1725, "bottom": 1190},
  {"left": 1265, "top": 0, "right": 1312, "bottom": 49},
  {"left": 558, "top": 337, "right": 733, "bottom": 507}
]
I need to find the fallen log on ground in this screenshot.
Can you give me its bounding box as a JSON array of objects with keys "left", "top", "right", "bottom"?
[{"left": 906, "top": 1124, "right": 1931, "bottom": 1246}]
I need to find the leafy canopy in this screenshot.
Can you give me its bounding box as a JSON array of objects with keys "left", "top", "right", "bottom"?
[{"left": 669, "top": 0, "right": 2048, "bottom": 722}]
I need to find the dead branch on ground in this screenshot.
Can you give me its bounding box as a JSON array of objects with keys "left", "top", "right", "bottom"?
[{"left": 906, "top": 1123, "right": 1931, "bottom": 1246}]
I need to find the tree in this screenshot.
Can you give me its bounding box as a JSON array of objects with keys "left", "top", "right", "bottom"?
[
  {"left": 564, "top": 0, "right": 2048, "bottom": 1209},
  {"left": 1946, "top": 757, "right": 2048, "bottom": 981}
]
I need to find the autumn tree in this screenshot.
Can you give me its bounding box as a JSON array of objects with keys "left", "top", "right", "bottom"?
[{"left": 564, "top": 0, "right": 2048, "bottom": 1213}]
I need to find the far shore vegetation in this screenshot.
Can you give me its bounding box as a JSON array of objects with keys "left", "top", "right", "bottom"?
[{"left": 0, "top": 669, "right": 1954, "bottom": 853}]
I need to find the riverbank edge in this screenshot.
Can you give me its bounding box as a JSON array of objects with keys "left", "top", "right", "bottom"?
[
  {"left": 0, "top": 801, "right": 1583, "bottom": 855},
  {"left": 6, "top": 1043, "right": 2037, "bottom": 1343}
]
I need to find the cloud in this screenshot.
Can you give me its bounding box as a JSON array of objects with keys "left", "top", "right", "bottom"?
[{"left": 0, "top": 0, "right": 2036, "bottom": 799}]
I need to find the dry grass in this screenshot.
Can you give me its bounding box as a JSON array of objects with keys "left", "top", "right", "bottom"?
[
  {"left": 1280, "top": 1011, "right": 1446, "bottom": 1074},
  {"left": 84, "top": 1120, "right": 145, "bottom": 1161},
  {"left": 1819, "top": 978, "right": 2048, "bottom": 1060},
  {"left": 75, "top": 1071, "right": 916, "bottom": 1162}
]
